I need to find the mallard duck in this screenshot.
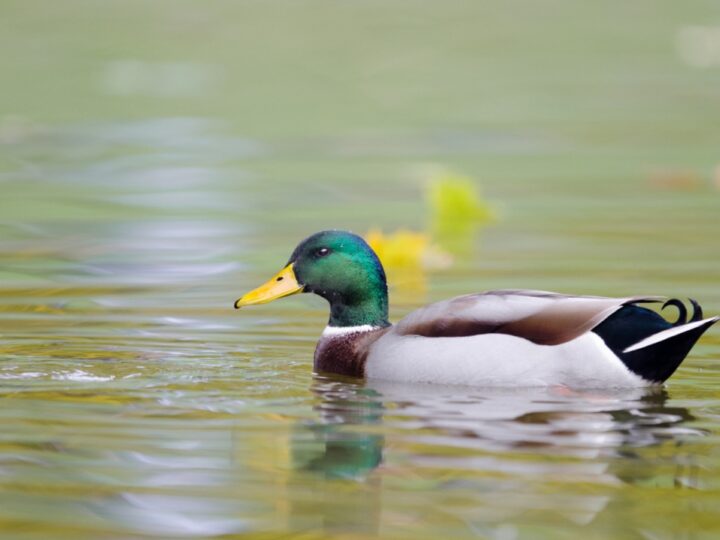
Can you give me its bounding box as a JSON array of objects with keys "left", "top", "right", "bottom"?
[{"left": 234, "top": 231, "right": 718, "bottom": 387}]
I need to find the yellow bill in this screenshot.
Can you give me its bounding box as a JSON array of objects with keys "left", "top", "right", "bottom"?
[{"left": 234, "top": 264, "right": 303, "bottom": 308}]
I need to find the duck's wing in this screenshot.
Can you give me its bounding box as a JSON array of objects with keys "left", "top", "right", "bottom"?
[{"left": 394, "top": 290, "right": 662, "bottom": 346}]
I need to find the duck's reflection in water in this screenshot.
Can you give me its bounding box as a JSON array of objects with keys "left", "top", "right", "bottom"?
[
  {"left": 293, "top": 379, "right": 384, "bottom": 479},
  {"left": 69, "top": 377, "right": 703, "bottom": 538},
  {"left": 290, "top": 376, "right": 702, "bottom": 533},
  {"left": 287, "top": 378, "right": 385, "bottom": 535}
]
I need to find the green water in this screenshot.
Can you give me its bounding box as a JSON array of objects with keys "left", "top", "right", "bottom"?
[{"left": 1, "top": 2, "right": 720, "bottom": 538}]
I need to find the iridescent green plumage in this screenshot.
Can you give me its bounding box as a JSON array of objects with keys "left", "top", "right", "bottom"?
[{"left": 289, "top": 231, "right": 390, "bottom": 328}]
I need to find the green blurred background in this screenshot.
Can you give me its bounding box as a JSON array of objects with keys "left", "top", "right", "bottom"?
[{"left": 1, "top": 2, "right": 719, "bottom": 539}]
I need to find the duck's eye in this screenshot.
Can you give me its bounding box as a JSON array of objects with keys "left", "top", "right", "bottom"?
[{"left": 316, "top": 247, "right": 330, "bottom": 257}]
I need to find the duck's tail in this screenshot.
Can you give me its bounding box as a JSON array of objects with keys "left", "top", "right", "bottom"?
[{"left": 593, "top": 298, "right": 718, "bottom": 383}]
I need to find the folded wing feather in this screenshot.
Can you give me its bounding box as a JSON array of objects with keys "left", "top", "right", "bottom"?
[{"left": 395, "top": 290, "right": 661, "bottom": 346}]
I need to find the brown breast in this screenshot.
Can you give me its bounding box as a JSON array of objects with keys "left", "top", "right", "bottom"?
[{"left": 314, "top": 327, "right": 390, "bottom": 378}]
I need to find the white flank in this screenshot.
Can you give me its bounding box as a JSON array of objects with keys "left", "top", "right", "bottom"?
[
  {"left": 321, "top": 325, "right": 379, "bottom": 337},
  {"left": 623, "top": 317, "right": 717, "bottom": 353},
  {"left": 365, "top": 331, "right": 649, "bottom": 388}
]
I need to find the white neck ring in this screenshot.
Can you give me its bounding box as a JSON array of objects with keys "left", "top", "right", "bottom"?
[{"left": 321, "top": 325, "right": 378, "bottom": 337}]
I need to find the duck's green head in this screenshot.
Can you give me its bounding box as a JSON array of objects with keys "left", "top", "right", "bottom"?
[{"left": 235, "top": 230, "right": 390, "bottom": 328}]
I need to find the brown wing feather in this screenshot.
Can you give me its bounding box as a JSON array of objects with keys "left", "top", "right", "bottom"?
[{"left": 395, "top": 290, "right": 661, "bottom": 345}]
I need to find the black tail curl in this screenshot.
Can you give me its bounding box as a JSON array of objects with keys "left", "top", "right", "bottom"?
[
  {"left": 689, "top": 298, "right": 703, "bottom": 322},
  {"left": 661, "top": 298, "right": 703, "bottom": 325},
  {"left": 661, "top": 298, "right": 687, "bottom": 325}
]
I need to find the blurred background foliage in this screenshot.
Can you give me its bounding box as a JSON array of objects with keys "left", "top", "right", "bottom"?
[{"left": 1, "top": 0, "right": 718, "bottom": 296}]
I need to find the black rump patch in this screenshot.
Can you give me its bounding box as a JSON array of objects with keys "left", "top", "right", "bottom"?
[{"left": 593, "top": 303, "right": 715, "bottom": 383}]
